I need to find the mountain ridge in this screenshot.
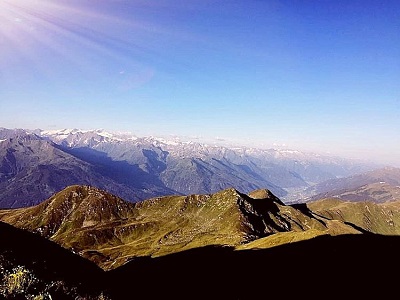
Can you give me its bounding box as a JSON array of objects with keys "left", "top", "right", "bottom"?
[
  {"left": 2, "top": 184, "right": 400, "bottom": 298},
  {"left": 0, "top": 185, "right": 366, "bottom": 270}
]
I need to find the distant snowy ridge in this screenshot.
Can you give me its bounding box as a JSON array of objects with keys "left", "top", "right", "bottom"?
[
  {"left": 1, "top": 127, "right": 374, "bottom": 170},
  {"left": 39, "top": 128, "right": 375, "bottom": 172},
  {"left": 39, "top": 129, "right": 138, "bottom": 147},
  {"left": 0, "top": 127, "right": 377, "bottom": 207},
  {"left": 40, "top": 129, "right": 298, "bottom": 160},
  {"left": 37, "top": 128, "right": 374, "bottom": 166}
]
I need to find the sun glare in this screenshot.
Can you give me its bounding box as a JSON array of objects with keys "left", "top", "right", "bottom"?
[
  {"left": 1, "top": 0, "right": 141, "bottom": 83},
  {"left": 0, "top": 0, "right": 170, "bottom": 85}
]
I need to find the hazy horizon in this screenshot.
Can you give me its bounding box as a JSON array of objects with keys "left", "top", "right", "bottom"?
[
  {"left": 1, "top": 125, "right": 398, "bottom": 168},
  {"left": 1, "top": 0, "right": 399, "bottom": 166}
]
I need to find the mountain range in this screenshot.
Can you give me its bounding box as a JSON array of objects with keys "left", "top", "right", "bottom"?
[
  {"left": 1, "top": 185, "right": 400, "bottom": 299},
  {"left": 1, "top": 127, "right": 399, "bottom": 298},
  {"left": 0, "top": 127, "right": 375, "bottom": 208}
]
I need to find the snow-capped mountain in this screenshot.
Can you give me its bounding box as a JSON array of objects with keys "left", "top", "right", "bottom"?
[
  {"left": 38, "top": 128, "right": 138, "bottom": 146},
  {"left": 39, "top": 129, "right": 373, "bottom": 196},
  {"left": 0, "top": 127, "right": 375, "bottom": 208}
]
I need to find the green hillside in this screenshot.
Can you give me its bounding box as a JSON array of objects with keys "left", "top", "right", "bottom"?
[{"left": 2, "top": 185, "right": 400, "bottom": 272}]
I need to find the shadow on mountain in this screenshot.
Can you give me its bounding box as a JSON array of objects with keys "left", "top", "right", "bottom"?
[
  {"left": 62, "top": 146, "right": 175, "bottom": 194},
  {"left": 108, "top": 234, "right": 400, "bottom": 299},
  {"left": 0, "top": 221, "right": 106, "bottom": 298},
  {"left": 3, "top": 220, "right": 400, "bottom": 299}
]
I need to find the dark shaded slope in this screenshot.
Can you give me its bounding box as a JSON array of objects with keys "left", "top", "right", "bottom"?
[
  {"left": 160, "top": 156, "right": 288, "bottom": 198},
  {"left": 107, "top": 234, "right": 400, "bottom": 299},
  {"left": 61, "top": 146, "right": 177, "bottom": 200},
  {"left": 0, "top": 221, "right": 106, "bottom": 299},
  {"left": 3, "top": 220, "right": 397, "bottom": 299},
  {"left": 2, "top": 217, "right": 398, "bottom": 299}
]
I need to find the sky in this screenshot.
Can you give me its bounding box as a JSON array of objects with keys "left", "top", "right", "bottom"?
[{"left": 0, "top": 0, "right": 399, "bottom": 165}]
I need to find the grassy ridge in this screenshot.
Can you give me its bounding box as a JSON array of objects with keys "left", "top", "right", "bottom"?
[
  {"left": 2, "top": 185, "right": 400, "bottom": 272},
  {"left": 307, "top": 198, "right": 400, "bottom": 234},
  {"left": 0, "top": 186, "right": 331, "bottom": 270}
]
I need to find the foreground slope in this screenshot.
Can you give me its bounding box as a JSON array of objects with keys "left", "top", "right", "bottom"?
[
  {"left": 108, "top": 234, "right": 400, "bottom": 299},
  {"left": 2, "top": 186, "right": 400, "bottom": 298},
  {"left": 0, "top": 221, "right": 106, "bottom": 299},
  {"left": 0, "top": 185, "right": 360, "bottom": 270},
  {"left": 2, "top": 219, "right": 399, "bottom": 299}
]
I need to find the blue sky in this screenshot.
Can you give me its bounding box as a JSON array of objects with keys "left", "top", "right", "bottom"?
[{"left": 0, "top": 0, "right": 399, "bottom": 165}]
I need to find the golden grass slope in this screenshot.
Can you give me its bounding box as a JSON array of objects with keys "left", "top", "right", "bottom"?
[
  {"left": 307, "top": 197, "right": 400, "bottom": 235},
  {"left": 1, "top": 185, "right": 389, "bottom": 271}
]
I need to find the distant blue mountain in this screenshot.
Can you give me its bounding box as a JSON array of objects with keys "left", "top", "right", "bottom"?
[{"left": 0, "top": 127, "right": 374, "bottom": 208}]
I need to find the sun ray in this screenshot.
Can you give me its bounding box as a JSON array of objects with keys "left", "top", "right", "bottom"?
[{"left": 0, "top": 0, "right": 172, "bottom": 85}]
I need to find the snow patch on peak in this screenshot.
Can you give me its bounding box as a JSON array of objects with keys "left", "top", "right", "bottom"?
[
  {"left": 40, "top": 129, "right": 138, "bottom": 144},
  {"left": 278, "top": 149, "right": 301, "bottom": 154},
  {"left": 152, "top": 137, "right": 180, "bottom": 146},
  {"left": 42, "top": 128, "right": 85, "bottom": 135},
  {"left": 95, "top": 130, "right": 115, "bottom": 139}
]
